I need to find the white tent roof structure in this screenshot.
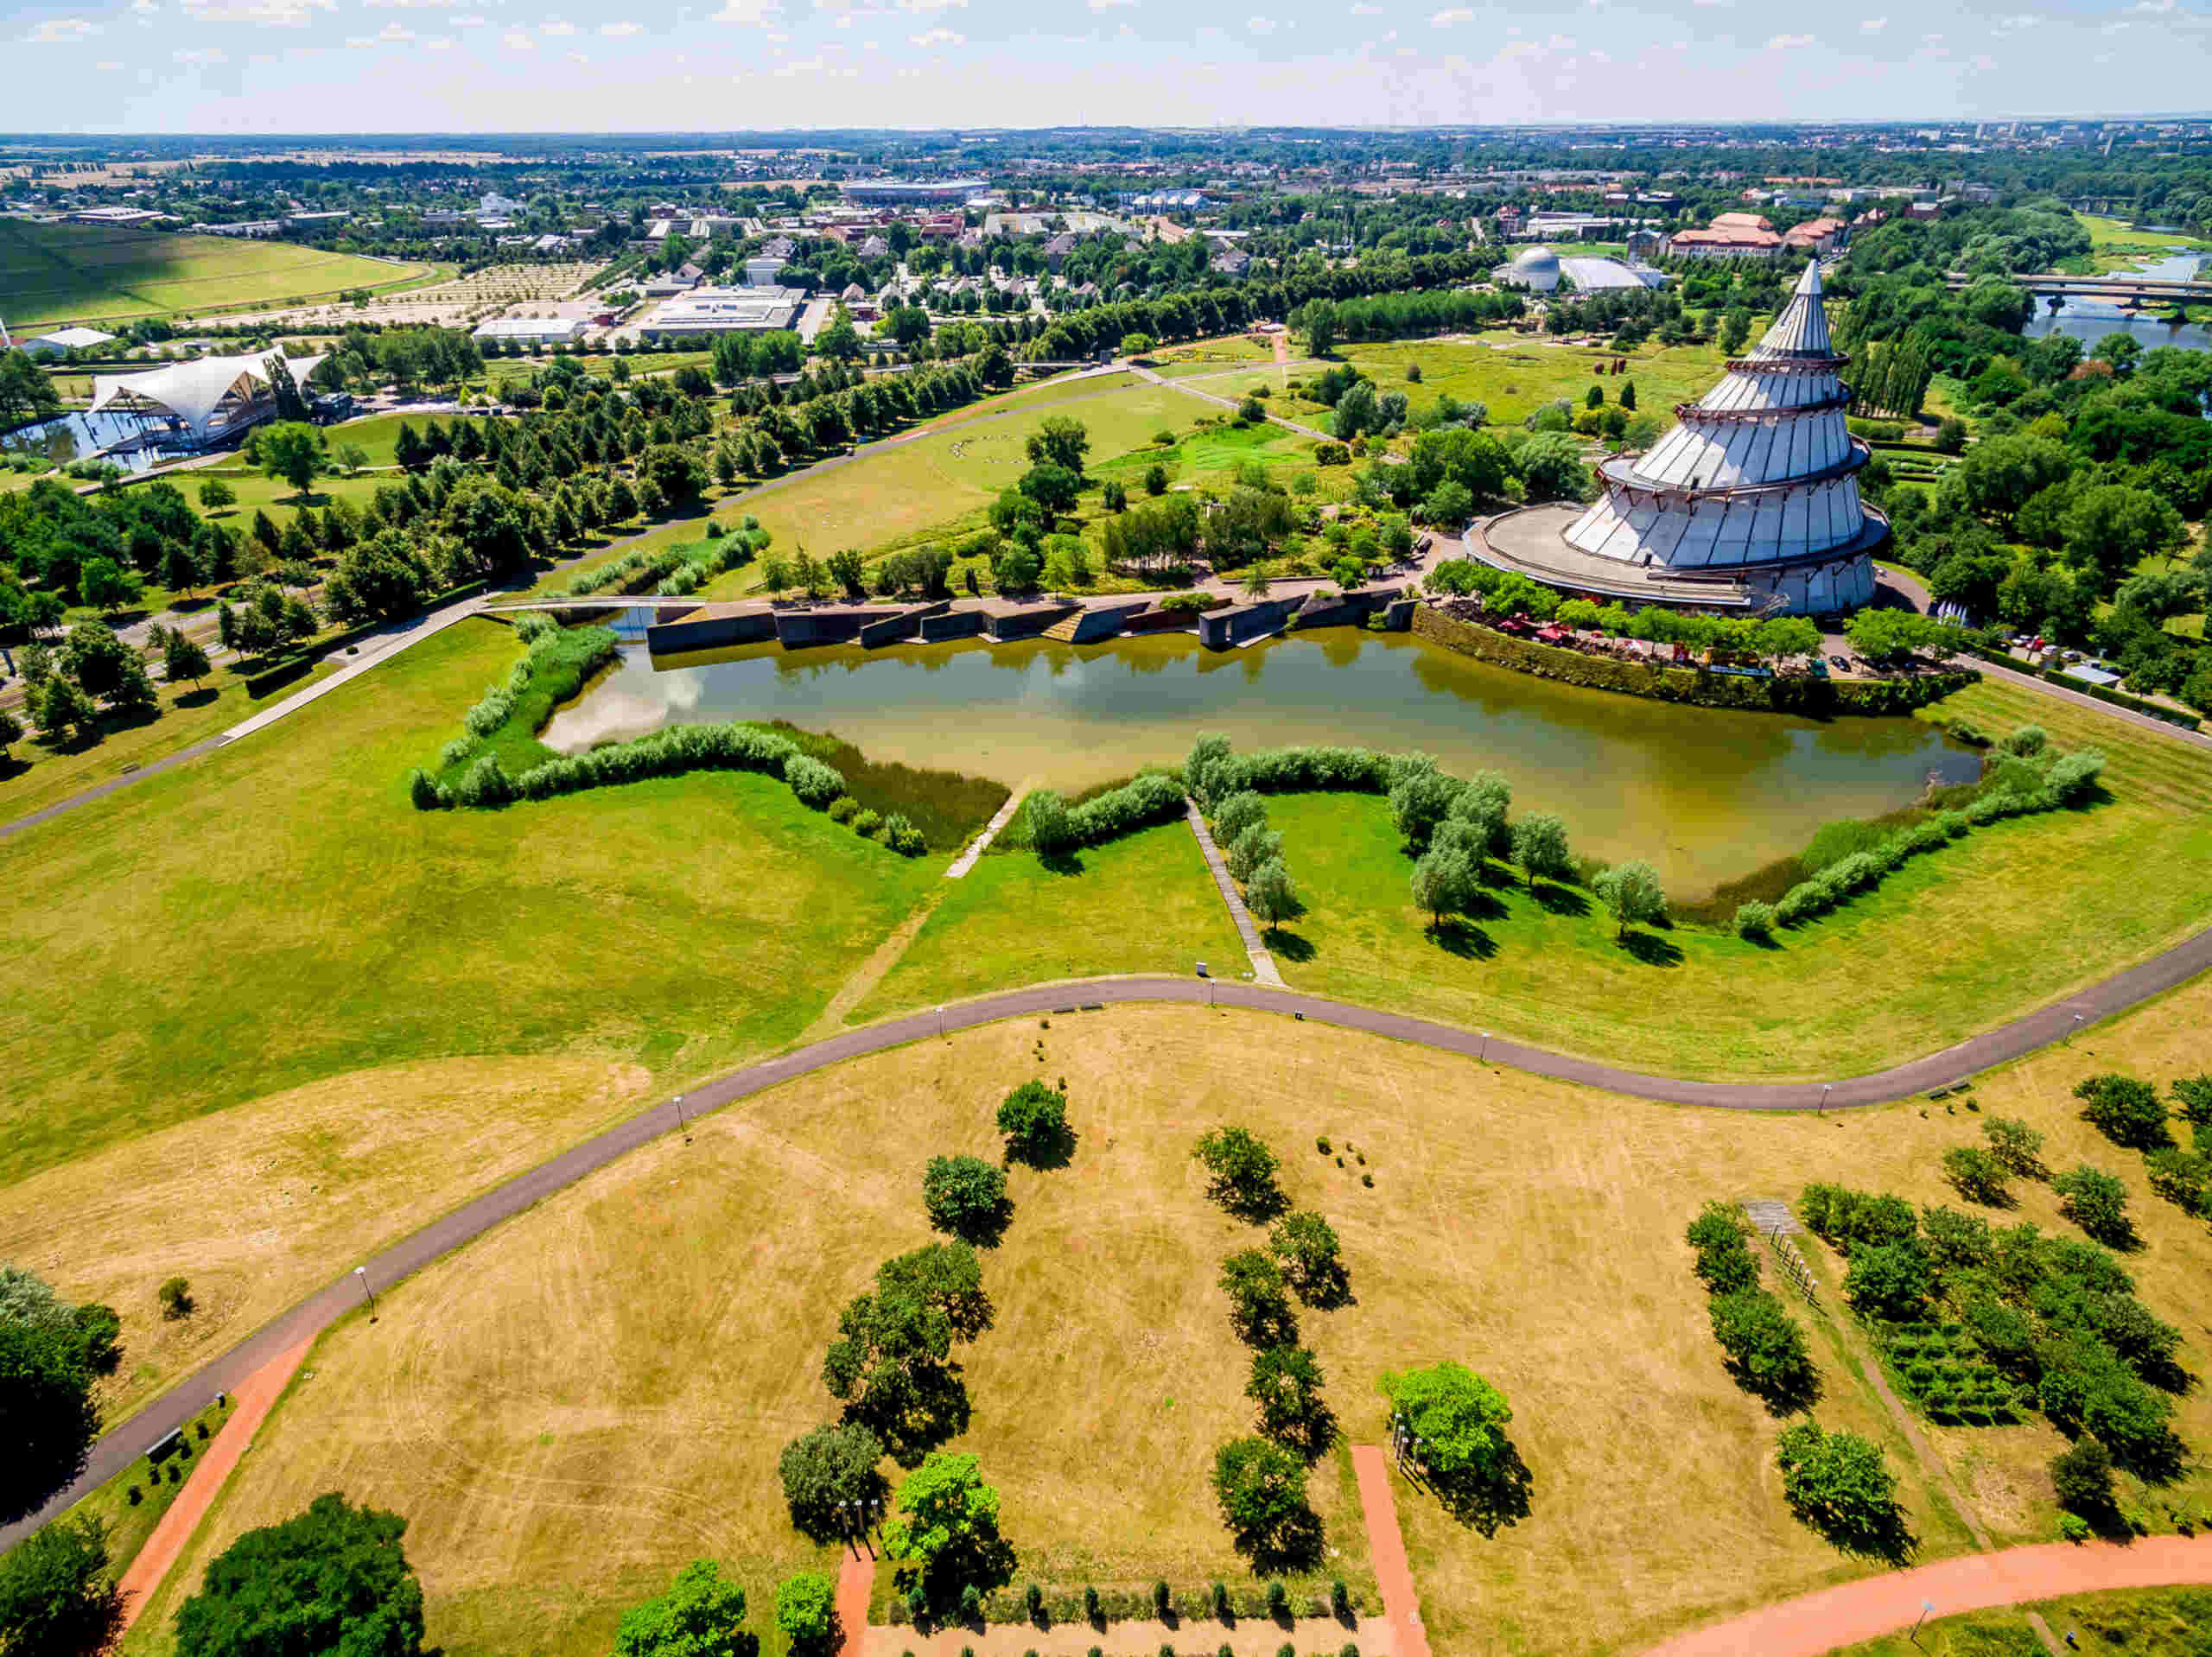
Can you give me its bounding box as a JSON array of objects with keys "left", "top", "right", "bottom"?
[{"left": 87, "top": 351, "right": 325, "bottom": 444}]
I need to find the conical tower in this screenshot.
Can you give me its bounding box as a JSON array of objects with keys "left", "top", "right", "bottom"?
[{"left": 1556, "top": 260, "right": 1883, "bottom": 614}]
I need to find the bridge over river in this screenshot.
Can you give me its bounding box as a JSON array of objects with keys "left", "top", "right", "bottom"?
[{"left": 1946, "top": 270, "right": 2212, "bottom": 305}]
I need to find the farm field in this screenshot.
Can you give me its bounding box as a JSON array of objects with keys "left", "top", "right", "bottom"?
[
  {"left": 112, "top": 988, "right": 2212, "bottom": 1657},
  {"left": 0, "top": 218, "right": 435, "bottom": 329}
]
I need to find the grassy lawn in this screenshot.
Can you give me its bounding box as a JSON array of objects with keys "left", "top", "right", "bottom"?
[
  {"left": 0, "top": 219, "right": 436, "bottom": 330},
  {"left": 113, "top": 988, "right": 2212, "bottom": 1657},
  {"left": 1833, "top": 1587, "right": 2212, "bottom": 1655},
  {"left": 0, "top": 1054, "right": 654, "bottom": 1421},
  {"left": 2075, "top": 213, "right": 2212, "bottom": 274},
  {"left": 1287, "top": 333, "right": 1733, "bottom": 429},
  {"left": 856, "top": 819, "right": 1246, "bottom": 1020},
  {"left": 1191, "top": 674, "right": 2212, "bottom": 1080},
  {"left": 0, "top": 616, "right": 938, "bottom": 1191},
  {"left": 0, "top": 654, "right": 350, "bottom": 829},
  {"left": 61, "top": 1394, "right": 235, "bottom": 1578}
]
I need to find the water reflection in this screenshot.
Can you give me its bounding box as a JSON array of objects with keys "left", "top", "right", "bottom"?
[
  {"left": 0, "top": 409, "right": 199, "bottom": 476},
  {"left": 542, "top": 625, "right": 1980, "bottom": 889},
  {"left": 2019, "top": 251, "right": 2212, "bottom": 355}
]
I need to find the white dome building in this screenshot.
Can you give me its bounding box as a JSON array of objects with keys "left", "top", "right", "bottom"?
[
  {"left": 1472, "top": 261, "right": 1882, "bottom": 617},
  {"left": 1492, "top": 245, "right": 1561, "bottom": 293}
]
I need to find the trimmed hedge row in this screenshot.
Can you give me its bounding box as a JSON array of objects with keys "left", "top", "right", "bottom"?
[
  {"left": 416, "top": 720, "right": 839, "bottom": 812},
  {"left": 1186, "top": 739, "right": 1397, "bottom": 806},
  {"left": 1414, "top": 607, "right": 1975, "bottom": 716},
  {"left": 1022, "top": 771, "right": 1188, "bottom": 853},
  {"left": 550, "top": 520, "right": 768, "bottom": 602}
]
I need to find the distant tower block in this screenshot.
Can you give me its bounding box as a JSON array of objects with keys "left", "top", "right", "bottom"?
[{"left": 1559, "top": 260, "right": 1883, "bottom": 615}]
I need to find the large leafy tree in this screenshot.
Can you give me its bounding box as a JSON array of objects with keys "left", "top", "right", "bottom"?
[
  {"left": 1382, "top": 1362, "right": 1514, "bottom": 1484},
  {"left": 1774, "top": 1423, "right": 1912, "bottom": 1561},
  {"left": 920, "top": 1156, "right": 1008, "bottom": 1245},
  {"left": 778, "top": 1422, "right": 887, "bottom": 1540},
  {"left": 995, "top": 1081, "right": 1069, "bottom": 1166},
  {"left": 174, "top": 1494, "right": 425, "bottom": 1657},
  {"left": 874, "top": 1243, "right": 993, "bottom": 1341},
  {"left": 1211, "top": 1436, "right": 1312, "bottom": 1559},
  {"left": 1023, "top": 416, "right": 1090, "bottom": 476},
  {"left": 0, "top": 350, "right": 62, "bottom": 427},
  {"left": 1192, "top": 1126, "right": 1281, "bottom": 1220},
  {"left": 610, "top": 1559, "right": 751, "bottom": 1657},
  {"left": 0, "top": 1267, "right": 118, "bottom": 1522},
  {"left": 881, "top": 1452, "right": 1007, "bottom": 1597},
  {"left": 0, "top": 1513, "right": 122, "bottom": 1657},
  {"left": 256, "top": 422, "right": 327, "bottom": 496}
]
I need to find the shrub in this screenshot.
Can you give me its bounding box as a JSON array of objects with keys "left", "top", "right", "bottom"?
[
  {"left": 1981, "top": 1116, "right": 2045, "bottom": 1177},
  {"left": 1843, "top": 1241, "right": 1933, "bottom": 1321},
  {"left": 158, "top": 1277, "right": 194, "bottom": 1321},
  {"left": 1331, "top": 1579, "right": 1351, "bottom": 1620},
  {"left": 2050, "top": 1436, "right": 2114, "bottom": 1515},
  {"left": 1270, "top": 1211, "right": 1347, "bottom": 1305},
  {"left": 960, "top": 1583, "right": 982, "bottom": 1623},
  {"left": 883, "top": 814, "right": 928, "bottom": 856},
  {"left": 850, "top": 808, "right": 884, "bottom": 839},
  {"left": 2053, "top": 1165, "right": 2133, "bottom": 1246},
  {"left": 2059, "top": 1513, "right": 2093, "bottom": 1542},
  {"left": 997, "top": 1080, "right": 1069, "bottom": 1165},
  {"left": 1942, "top": 1146, "right": 2011, "bottom": 1206},
  {"left": 1211, "top": 1581, "right": 1230, "bottom": 1621},
  {"left": 1799, "top": 1184, "right": 1918, "bottom": 1254},
  {"left": 2000, "top": 724, "right": 2048, "bottom": 757},
  {"left": 1709, "top": 1288, "right": 1815, "bottom": 1404},
  {"left": 1212, "top": 790, "right": 1268, "bottom": 847},
  {"left": 1265, "top": 1582, "right": 1291, "bottom": 1619},
  {"left": 1775, "top": 1422, "right": 1910, "bottom": 1559},
  {"left": 1154, "top": 1580, "right": 1172, "bottom": 1617},
  {"left": 922, "top": 1156, "right": 1008, "bottom": 1242},
  {"left": 829, "top": 795, "right": 861, "bottom": 823},
  {"left": 1734, "top": 900, "right": 1777, "bottom": 940},
  {"left": 1684, "top": 1203, "right": 1759, "bottom": 1294},
  {"left": 776, "top": 1571, "right": 837, "bottom": 1650},
  {"left": 2075, "top": 1075, "right": 2171, "bottom": 1149},
  {"left": 1194, "top": 1127, "right": 1283, "bottom": 1219},
  {"left": 1219, "top": 1250, "right": 1296, "bottom": 1346},
  {"left": 784, "top": 752, "right": 847, "bottom": 808}
]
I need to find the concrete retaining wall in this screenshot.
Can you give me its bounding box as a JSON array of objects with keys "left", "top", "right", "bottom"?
[
  {"left": 858, "top": 600, "right": 950, "bottom": 648},
  {"left": 987, "top": 603, "right": 1081, "bottom": 641},
  {"left": 1199, "top": 596, "right": 1305, "bottom": 649},
  {"left": 1066, "top": 600, "right": 1156, "bottom": 643},
  {"left": 919, "top": 608, "right": 988, "bottom": 642},
  {"left": 645, "top": 608, "right": 777, "bottom": 654}
]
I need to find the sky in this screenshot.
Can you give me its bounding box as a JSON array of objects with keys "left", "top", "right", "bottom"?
[{"left": 10, "top": 0, "right": 2212, "bottom": 135}]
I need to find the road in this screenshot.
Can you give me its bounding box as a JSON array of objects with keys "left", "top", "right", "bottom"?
[{"left": 10, "top": 908, "right": 2212, "bottom": 1552}]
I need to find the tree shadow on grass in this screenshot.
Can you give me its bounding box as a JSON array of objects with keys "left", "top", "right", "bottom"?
[
  {"left": 1732, "top": 1361, "right": 1824, "bottom": 1418},
  {"left": 851, "top": 1363, "right": 973, "bottom": 1469},
  {"left": 1462, "top": 887, "right": 1509, "bottom": 923},
  {"left": 1428, "top": 917, "right": 1497, "bottom": 961},
  {"left": 1236, "top": 1507, "right": 1326, "bottom": 1578},
  {"left": 1008, "top": 1122, "right": 1079, "bottom": 1172},
  {"left": 172, "top": 685, "right": 219, "bottom": 709},
  {"left": 1618, "top": 929, "right": 1685, "bottom": 968},
  {"left": 1038, "top": 848, "right": 1089, "bottom": 876},
  {"left": 1422, "top": 1441, "right": 1535, "bottom": 1539},
  {"left": 1270, "top": 1402, "right": 1340, "bottom": 1465},
  {"left": 1265, "top": 928, "right": 1316, "bottom": 964},
  {"left": 1529, "top": 880, "right": 1590, "bottom": 918}
]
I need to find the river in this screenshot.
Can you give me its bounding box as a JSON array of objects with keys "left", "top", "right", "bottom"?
[
  {"left": 2019, "top": 250, "right": 2212, "bottom": 354},
  {"left": 541, "top": 625, "right": 1981, "bottom": 892}
]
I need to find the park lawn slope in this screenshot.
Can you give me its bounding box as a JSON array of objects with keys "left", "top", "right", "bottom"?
[
  {"left": 114, "top": 990, "right": 2212, "bottom": 1657},
  {"left": 855, "top": 819, "right": 1246, "bottom": 1020},
  {"left": 1251, "top": 675, "right": 2212, "bottom": 1080},
  {"left": 0, "top": 614, "right": 936, "bottom": 1189}
]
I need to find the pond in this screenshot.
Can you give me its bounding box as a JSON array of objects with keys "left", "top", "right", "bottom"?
[
  {"left": 541, "top": 624, "right": 1982, "bottom": 892},
  {"left": 0, "top": 409, "right": 198, "bottom": 476},
  {"left": 2019, "top": 251, "right": 2212, "bottom": 356}
]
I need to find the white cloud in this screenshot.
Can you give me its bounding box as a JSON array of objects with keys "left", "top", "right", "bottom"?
[
  {"left": 347, "top": 21, "right": 414, "bottom": 42},
  {"left": 453, "top": 10, "right": 486, "bottom": 19},
  {"left": 897, "top": 0, "right": 964, "bottom": 13},
  {"left": 709, "top": 0, "right": 779, "bottom": 21},
  {"left": 1350, "top": 1, "right": 1381, "bottom": 10},
  {"left": 1859, "top": 13, "right": 1885, "bottom": 28},
  {"left": 25, "top": 16, "right": 98, "bottom": 39},
  {"left": 131, "top": 0, "right": 157, "bottom": 13},
  {"left": 1430, "top": 5, "right": 1472, "bottom": 20},
  {"left": 1090, "top": 0, "right": 1137, "bottom": 9},
  {"left": 1766, "top": 29, "right": 1813, "bottom": 45},
  {"left": 2129, "top": 0, "right": 2174, "bottom": 12},
  {"left": 601, "top": 18, "right": 639, "bottom": 31},
  {"left": 908, "top": 22, "right": 959, "bottom": 41},
  {"left": 179, "top": 0, "right": 333, "bottom": 23},
  {"left": 500, "top": 25, "right": 532, "bottom": 43},
  {"left": 173, "top": 43, "right": 225, "bottom": 59},
  {"left": 541, "top": 16, "right": 575, "bottom": 31},
  {"left": 1992, "top": 12, "right": 2034, "bottom": 29},
  {"left": 1246, "top": 12, "right": 1275, "bottom": 28}
]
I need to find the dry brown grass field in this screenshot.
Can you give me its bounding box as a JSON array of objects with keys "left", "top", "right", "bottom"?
[
  {"left": 117, "top": 984, "right": 2212, "bottom": 1657},
  {"left": 0, "top": 1056, "right": 652, "bottom": 1421}
]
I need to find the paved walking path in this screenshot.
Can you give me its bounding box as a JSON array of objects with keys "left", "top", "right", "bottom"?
[
  {"left": 1351, "top": 1445, "right": 1432, "bottom": 1657},
  {"left": 1637, "top": 1533, "right": 2212, "bottom": 1656},
  {"left": 835, "top": 1549, "right": 874, "bottom": 1657},
  {"left": 1185, "top": 797, "right": 1286, "bottom": 987},
  {"left": 14, "top": 896, "right": 2210, "bottom": 1554},
  {"left": 112, "top": 1336, "right": 314, "bottom": 1635}
]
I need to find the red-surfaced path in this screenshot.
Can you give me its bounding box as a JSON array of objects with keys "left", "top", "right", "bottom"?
[
  {"left": 1640, "top": 1533, "right": 2212, "bottom": 1656},
  {"left": 113, "top": 1336, "right": 315, "bottom": 1635},
  {"left": 835, "top": 1547, "right": 875, "bottom": 1657},
  {"left": 1352, "top": 1444, "right": 1432, "bottom": 1657}
]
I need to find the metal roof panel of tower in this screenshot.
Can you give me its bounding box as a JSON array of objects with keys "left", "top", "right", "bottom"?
[{"left": 1744, "top": 260, "right": 1834, "bottom": 361}]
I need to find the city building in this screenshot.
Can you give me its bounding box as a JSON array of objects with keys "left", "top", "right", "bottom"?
[
  {"left": 1663, "top": 212, "right": 1785, "bottom": 260},
  {"left": 1491, "top": 244, "right": 1563, "bottom": 291},
  {"left": 1783, "top": 216, "right": 1846, "bottom": 254},
  {"left": 742, "top": 255, "right": 786, "bottom": 287},
  {"left": 637, "top": 286, "right": 803, "bottom": 340},
  {"left": 86, "top": 349, "right": 326, "bottom": 448},
  {"left": 1470, "top": 263, "right": 1880, "bottom": 616},
  {"left": 470, "top": 317, "right": 588, "bottom": 347}
]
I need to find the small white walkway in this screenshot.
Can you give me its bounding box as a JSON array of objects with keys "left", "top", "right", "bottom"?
[
  {"left": 1185, "top": 796, "right": 1286, "bottom": 987},
  {"left": 215, "top": 594, "right": 490, "bottom": 747},
  {"left": 945, "top": 784, "right": 1030, "bottom": 879}
]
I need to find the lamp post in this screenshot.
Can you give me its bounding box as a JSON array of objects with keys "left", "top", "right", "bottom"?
[
  {"left": 2069, "top": 1013, "right": 2084, "bottom": 1044},
  {"left": 1480, "top": 1031, "right": 1491, "bottom": 1063},
  {"left": 936, "top": 1005, "right": 946, "bottom": 1038},
  {"left": 672, "top": 1094, "right": 686, "bottom": 1129},
  {"left": 1910, "top": 1599, "right": 1935, "bottom": 1645},
  {"left": 353, "top": 1265, "right": 376, "bottom": 1317},
  {"left": 1821, "top": 1082, "right": 1832, "bottom": 1114}
]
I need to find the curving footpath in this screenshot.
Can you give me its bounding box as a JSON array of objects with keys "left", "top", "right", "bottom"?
[
  {"left": 9, "top": 924, "right": 2212, "bottom": 1553},
  {"left": 1639, "top": 1533, "right": 2212, "bottom": 1656}
]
